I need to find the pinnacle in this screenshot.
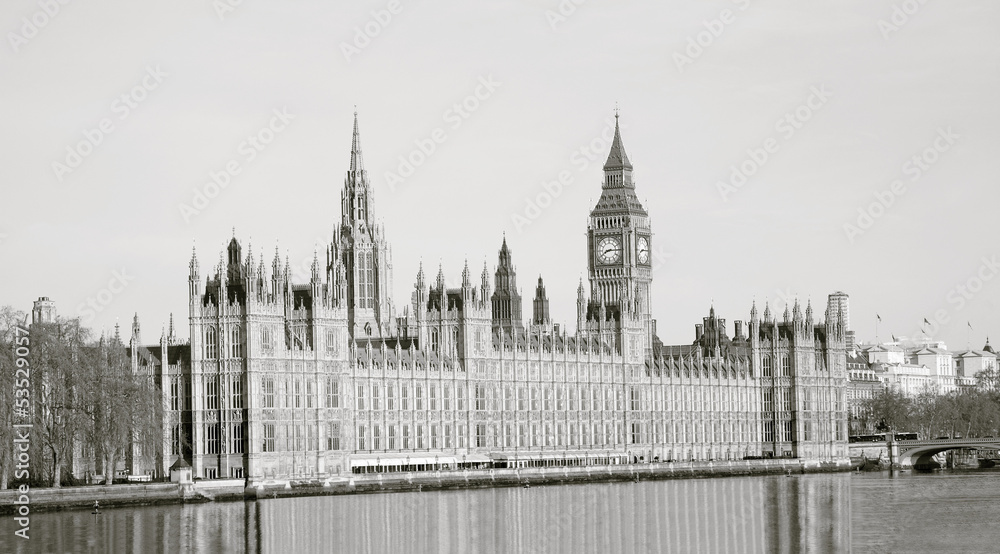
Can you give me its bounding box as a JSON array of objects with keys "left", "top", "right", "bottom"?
[{"left": 603, "top": 113, "right": 632, "bottom": 171}]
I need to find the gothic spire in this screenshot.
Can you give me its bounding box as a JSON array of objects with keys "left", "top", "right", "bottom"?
[
  {"left": 350, "top": 108, "right": 364, "bottom": 173},
  {"left": 603, "top": 112, "right": 633, "bottom": 173}
]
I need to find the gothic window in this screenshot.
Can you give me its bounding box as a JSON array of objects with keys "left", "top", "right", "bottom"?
[
  {"left": 761, "top": 355, "right": 772, "bottom": 377},
  {"left": 230, "top": 326, "right": 242, "bottom": 358},
  {"left": 781, "top": 355, "right": 790, "bottom": 376},
  {"left": 232, "top": 424, "right": 245, "bottom": 454},
  {"left": 261, "top": 327, "right": 272, "bottom": 351},
  {"left": 263, "top": 378, "right": 275, "bottom": 408},
  {"left": 171, "top": 425, "right": 181, "bottom": 455},
  {"left": 170, "top": 379, "right": 180, "bottom": 411},
  {"left": 205, "top": 328, "right": 218, "bottom": 359},
  {"left": 206, "top": 423, "right": 220, "bottom": 454},
  {"left": 357, "top": 251, "right": 375, "bottom": 309},
  {"left": 431, "top": 329, "right": 440, "bottom": 353},
  {"left": 206, "top": 377, "right": 219, "bottom": 410},
  {"left": 326, "top": 329, "right": 337, "bottom": 354},
  {"left": 232, "top": 379, "right": 243, "bottom": 410},
  {"left": 263, "top": 424, "right": 276, "bottom": 452}
]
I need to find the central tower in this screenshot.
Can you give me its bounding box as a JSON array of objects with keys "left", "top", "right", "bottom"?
[
  {"left": 586, "top": 114, "right": 653, "bottom": 344},
  {"left": 334, "top": 111, "right": 395, "bottom": 338}
]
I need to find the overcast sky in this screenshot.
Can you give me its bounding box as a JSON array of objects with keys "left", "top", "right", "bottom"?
[{"left": 1, "top": 0, "right": 998, "bottom": 349}]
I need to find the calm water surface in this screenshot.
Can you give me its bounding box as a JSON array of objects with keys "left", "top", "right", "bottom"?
[{"left": 3, "top": 470, "right": 1000, "bottom": 553}]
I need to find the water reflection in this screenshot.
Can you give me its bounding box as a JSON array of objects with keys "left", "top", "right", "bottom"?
[
  {"left": 0, "top": 474, "right": 853, "bottom": 553},
  {"left": 256, "top": 475, "right": 850, "bottom": 553}
]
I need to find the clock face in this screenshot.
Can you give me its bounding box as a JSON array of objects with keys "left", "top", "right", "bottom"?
[
  {"left": 637, "top": 237, "right": 649, "bottom": 264},
  {"left": 597, "top": 237, "right": 621, "bottom": 264}
]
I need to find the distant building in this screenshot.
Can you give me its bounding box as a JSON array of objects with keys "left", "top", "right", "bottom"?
[
  {"left": 860, "top": 340, "right": 987, "bottom": 396},
  {"left": 953, "top": 341, "right": 997, "bottom": 386},
  {"left": 826, "top": 292, "right": 854, "bottom": 352},
  {"left": 846, "top": 353, "right": 883, "bottom": 430}
]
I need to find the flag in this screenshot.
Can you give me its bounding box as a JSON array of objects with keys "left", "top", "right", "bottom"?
[
  {"left": 968, "top": 322, "right": 974, "bottom": 330},
  {"left": 923, "top": 318, "right": 931, "bottom": 326},
  {"left": 891, "top": 334, "right": 898, "bottom": 342},
  {"left": 876, "top": 314, "right": 882, "bottom": 322}
]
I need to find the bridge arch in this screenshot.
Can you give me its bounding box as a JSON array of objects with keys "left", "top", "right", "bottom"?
[{"left": 895, "top": 439, "right": 1000, "bottom": 469}]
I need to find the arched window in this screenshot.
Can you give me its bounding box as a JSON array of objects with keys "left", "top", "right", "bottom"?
[
  {"left": 781, "top": 355, "right": 790, "bottom": 376},
  {"left": 205, "top": 328, "right": 218, "bottom": 359},
  {"left": 431, "top": 329, "right": 439, "bottom": 353},
  {"left": 231, "top": 326, "right": 242, "bottom": 358},
  {"left": 261, "top": 327, "right": 272, "bottom": 351},
  {"left": 761, "top": 355, "right": 772, "bottom": 377}
]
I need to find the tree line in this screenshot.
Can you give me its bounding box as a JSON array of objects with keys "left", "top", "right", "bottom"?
[
  {"left": 852, "top": 369, "right": 1000, "bottom": 439},
  {"left": 0, "top": 306, "right": 162, "bottom": 489}
]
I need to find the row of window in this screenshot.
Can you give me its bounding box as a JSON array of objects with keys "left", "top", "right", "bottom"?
[
  {"left": 261, "top": 377, "right": 339, "bottom": 409},
  {"left": 203, "top": 378, "right": 243, "bottom": 411},
  {"left": 198, "top": 423, "right": 245, "bottom": 455},
  {"left": 203, "top": 327, "right": 343, "bottom": 358},
  {"left": 187, "top": 418, "right": 842, "bottom": 457},
  {"left": 261, "top": 422, "right": 339, "bottom": 452},
  {"left": 352, "top": 383, "right": 762, "bottom": 414},
  {"left": 353, "top": 419, "right": 769, "bottom": 451}
]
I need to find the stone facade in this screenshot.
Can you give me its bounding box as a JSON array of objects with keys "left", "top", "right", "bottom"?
[{"left": 138, "top": 112, "right": 849, "bottom": 481}]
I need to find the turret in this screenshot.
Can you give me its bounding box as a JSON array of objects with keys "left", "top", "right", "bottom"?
[
  {"left": 480, "top": 261, "right": 491, "bottom": 309},
  {"left": 532, "top": 276, "right": 550, "bottom": 326},
  {"left": 189, "top": 246, "right": 201, "bottom": 298},
  {"left": 461, "top": 260, "right": 474, "bottom": 305},
  {"left": 131, "top": 312, "right": 141, "bottom": 345}
]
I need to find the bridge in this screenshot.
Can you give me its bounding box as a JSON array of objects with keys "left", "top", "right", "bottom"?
[{"left": 891, "top": 438, "right": 1000, "bottom": 469}]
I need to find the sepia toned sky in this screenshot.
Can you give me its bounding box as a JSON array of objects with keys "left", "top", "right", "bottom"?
[{"left": 1, "top": 0, "right": 998, "bottom": 348}]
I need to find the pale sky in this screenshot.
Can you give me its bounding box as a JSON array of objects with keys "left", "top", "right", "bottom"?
[{"left": 1, "top": 0, "right": 998, "bottom": 349}]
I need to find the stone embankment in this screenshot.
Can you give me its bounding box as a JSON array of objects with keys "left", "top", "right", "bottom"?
[{"left": 0, "top": 459, "right": 851, "bottom": 514}]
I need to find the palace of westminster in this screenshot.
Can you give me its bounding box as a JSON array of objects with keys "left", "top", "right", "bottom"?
[{"left": 57, "top": 113, "right": 851, "bottom": 481}]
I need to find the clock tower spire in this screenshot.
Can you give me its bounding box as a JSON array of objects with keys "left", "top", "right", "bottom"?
[{"left": 585, "top": 112, "right": 653, "bottom": 350}]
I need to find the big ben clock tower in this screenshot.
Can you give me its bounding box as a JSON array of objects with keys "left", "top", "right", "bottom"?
[{"left": 586, "top": 113, "right": 653, "bottom": 346}]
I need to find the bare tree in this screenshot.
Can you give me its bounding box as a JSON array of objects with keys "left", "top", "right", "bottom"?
[
  {"left": 84, "top": 340, "right": 163, "bottom": 484},
  {"left": 31, "top": 317, "right": 90, "bottom": 488}
]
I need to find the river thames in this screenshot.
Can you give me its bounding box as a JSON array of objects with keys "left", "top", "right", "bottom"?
[{"left": 4, "top": 469, "right": 1000, "bottom": 553}]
